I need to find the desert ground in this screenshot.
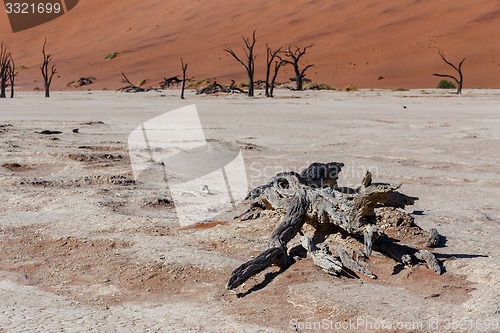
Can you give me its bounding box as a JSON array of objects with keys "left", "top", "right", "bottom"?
[{"left": 0, "top": 89, "right": 499, "bottom": 332}]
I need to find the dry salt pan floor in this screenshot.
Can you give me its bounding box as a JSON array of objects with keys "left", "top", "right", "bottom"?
[{"left": 0, "top": 90, "right": 499, "bottom": 332}]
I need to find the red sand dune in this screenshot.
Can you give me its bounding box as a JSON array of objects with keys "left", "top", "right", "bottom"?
[{"left": 1, "top": 0, "right": 500, "bottom": 91}]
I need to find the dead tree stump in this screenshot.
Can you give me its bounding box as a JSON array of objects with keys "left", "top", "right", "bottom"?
[{"left": 227, "top": 162, "right": 443, "bottom": 291}]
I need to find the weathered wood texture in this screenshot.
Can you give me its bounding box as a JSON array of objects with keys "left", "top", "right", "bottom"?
[
  {"left": 337, "top": 247, "right": 377, "bottom": 279},
  {"left": 300, "top": 234, "right": 342, "bottom": 275},
  {"left": 415, "top": 250, "right": 442, "bottom": 274},
  {"left": 226, "top": 162, "right": 442, "bottom": 291}
]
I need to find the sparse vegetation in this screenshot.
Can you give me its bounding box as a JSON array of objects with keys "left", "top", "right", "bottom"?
[
  {"left": 377, "top": 76, "right": 384, "bottom": 80},
  {"left": 304, "top": 82, "right": 336, "bottom": 90},
  {"left": 437, "top": 80, "right": 456, "bottom": 90},
  {"left": 343, "top": 84, "right": 358, "bottom": 91},
  {"left": 136, "top": 79, "right": 146, "bottom": 87},
  {"left": 66, "top": 76, "right": 96, "bottom": 88},
  {"left": 186, "top": 78, "right": 216, "bottom": 90},
  {"left": 235, "top": 80, "right": 264, "bottom": 90},
  {"left": 104, "top": 52, "right": 118, "bottom": 60},
  {"left": 392, "top": 87, "right": 409, "bottom": 91}
]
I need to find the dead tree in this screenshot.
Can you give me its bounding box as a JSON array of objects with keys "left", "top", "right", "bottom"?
[
  {"left": 41, "top": 39, "right": 57, "bottom": 98},
  {"left": 8, "top": 54, "right": 17, "bottom": 98},
  {"left": 117, "top": 72, "right": 156, "bottom": 93},
  {"left": 223, "top": 30, "right": 256, "bottom": 97},
  {"left": 269, "top": 56, "right": 286, "bottom": 98},
  {"left": 181, "top": 58, "right": 187, "bottom": 99},
  {"left": 265, "top": 45, "right": 282, "bottom": 97},
  {"left": 229, "top": 80, "right": 246, "bottom": 94},
  {"left": 433, "top": 51, "right": 465, "bottom": 95},
  {"left": 0, "top": 43, "right": 11, "bottom": 98},
  {"left": 282, "top": 45, "right": 314, "bottom": 91},
  {"left": 159, "top": 76, "right": 182, "bottom": 89},
  {"left": 196, "top": 81, "right": 225, "bottom": 94},
  {"left": 227, "top": 162, "right": 443, "bottom": 291}
]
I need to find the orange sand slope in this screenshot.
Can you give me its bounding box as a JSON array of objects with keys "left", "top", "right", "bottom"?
[{"left": 1, "top": 0, "right": 500, "bottom": 91}]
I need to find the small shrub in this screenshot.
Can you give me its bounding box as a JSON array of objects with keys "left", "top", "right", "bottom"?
[
  {"left": 377, "top": 76, "right": 384, "bottom": 80},
  {"left": 343, "top": 84, "right": 358, "bottom": 92},
  {"left": 236, "top": 80, "right": 263, "bottom": 89},
  {"left": 304, "top": 82, "right": 336, "bottom": 90},
  {"left": 392, "top": 87, "right": 409, "bottom": 91},
  {"left": 437, "top": 80, "right": 456, "bottom": 89},
  {"left": 186, "top": 77, "right": 215, "bottom": 89},
  {"left": 66, "top": 77, "right": 97, "bottom": 88},
  {"left": 104, "top": 52, "right": 118, "bottom": 60},
  {"left": 237, "top": 80, "right": 249, "bottom": 88},
  {"left": 473, "top": 86, "right": 488, "bottom": 89}
]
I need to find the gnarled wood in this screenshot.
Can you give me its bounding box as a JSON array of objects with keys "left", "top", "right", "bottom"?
[
  {"left": 268, "top": 190, "right": 308, "bottom": 249},
  {"left": 226, "top": 162, "right": 443, "bottom": 292},
  {"left": 226, "top": 247, "right": 284, "bottom": 290}
]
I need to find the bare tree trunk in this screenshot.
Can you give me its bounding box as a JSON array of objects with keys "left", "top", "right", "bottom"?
[
  {"left": 223, "top": 30, "right": 256, "bottom": 97},
  {"left": 433, "top": 51, "right": 465, "bottom": 95},
  {"left": 40, "top": 39, "right": 57, "bottom": 98},
  {"left": 9, "top": 55, "right": 16, "bottom": 98},
  {"left": 0, "top": 43, "right": 10, "bottom": 98},
  {"left": 265, "top": 45, "right": 282, "bottom": 97},
  {"left": 269, "top": 58, "right": 284, "bottom": 98},
  {"left": 181, "top": 58, "right": 187, "bottom": 99}
]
